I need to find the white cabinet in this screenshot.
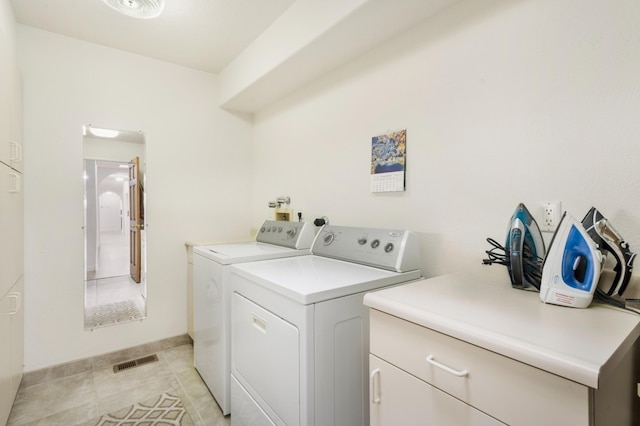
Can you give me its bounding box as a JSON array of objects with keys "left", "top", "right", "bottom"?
[
  {"left": 369, "top": 310, "right": 591, "bottom": 425},
  {"left": 0, "top": 278, "right": 23, "bottom": 426},
  {"left": 365, "top": 271, "right": 640, "bottom": 426},
  {"left": 0, "top": 41, "right": 9, "bottom": 166},
  {"left": 9, "top": 278, "right": 24, "bottom": 393},
  {"left": 9, "top": 64, "right": 23, "bottom": 173},
  {"left": 1, "top": 61, "right": 22, "bottom": 171},
  {"left": 370, "top": 354, "right": 503, "bottom": 426},
  {"left": 0, "top": 161, "right": 23, "bottom": 297},
  {"left": 0, "top": 25, "right": 24, "bottom": 424}
]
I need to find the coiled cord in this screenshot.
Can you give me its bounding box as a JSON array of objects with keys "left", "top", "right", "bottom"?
[{"left": 482, "top": 238, "right": 543, "bottom": 290}]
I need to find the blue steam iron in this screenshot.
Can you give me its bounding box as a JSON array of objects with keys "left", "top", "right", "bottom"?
[
  {"left": 505, "top": 203, "right": 546, "bottom": 290},
  {"left": 581, "top": 207, "right": 636, "bottom": 296},
  {"left": 540, "top": 212, "right": 603, "bottom": 308}
]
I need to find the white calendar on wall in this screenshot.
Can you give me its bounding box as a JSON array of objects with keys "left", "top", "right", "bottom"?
[{"left": 370, "top": 129, "right": 406, "bottom": 193}]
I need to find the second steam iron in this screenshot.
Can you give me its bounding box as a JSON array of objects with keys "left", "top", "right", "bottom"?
[
  {"left": 540, "top": 212, "right": 602, "bottom": 308},
  {"left": 581, "top": 207, "right": 636, "bottom": 296}
]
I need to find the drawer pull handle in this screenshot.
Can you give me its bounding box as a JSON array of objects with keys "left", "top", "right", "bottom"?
[
  {"left": 8, "top": 293, "right": 20, "bottom": 315},
  {"left": 370, "top": 368, "right": 381, "bottom": 404},
  {"left": 426, "top": 355, "right": 468, "bottom": 377},
  {"left": 10, "top": 141, "right": 22, "bottom": 163},
  {"left": 8, "top": 173, "right": 21, "bottom": 193},
  {"left": 252, "top": 312, "right": 268, "bottom": 334}
]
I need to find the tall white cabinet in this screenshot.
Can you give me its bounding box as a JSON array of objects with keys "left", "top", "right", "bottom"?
[{"left": 0, "top": 28, "right": 24, "bottom": 425}]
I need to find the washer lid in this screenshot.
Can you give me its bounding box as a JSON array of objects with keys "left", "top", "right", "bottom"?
[
  {"left": 230, "top": 255, "right": 421, "bottom": 304},
  {"left": 194, "top": 242, "right": 309, "bottom": 264}
]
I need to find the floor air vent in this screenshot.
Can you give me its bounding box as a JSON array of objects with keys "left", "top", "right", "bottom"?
[{"left": 113, "top": 354, "right": 159, "bottom": 373}]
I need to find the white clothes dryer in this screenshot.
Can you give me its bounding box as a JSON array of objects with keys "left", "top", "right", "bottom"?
[
  {"left": 228, "top": 225, "right": 422, "bottom": 426},
  {"left": 193, "top": 220, "right": 315, "bottom": 415}
]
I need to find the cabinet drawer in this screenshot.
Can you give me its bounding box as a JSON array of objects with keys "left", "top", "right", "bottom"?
[
  {"left": 370, "top": 355, "right": 504, "bottom": 425},
  {"left": 370, "top": 309, "right": 590, "bottom": 426}
]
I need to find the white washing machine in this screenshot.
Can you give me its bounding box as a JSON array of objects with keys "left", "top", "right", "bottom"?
[
  {"left": 193, "top": 220, "right": 315, "bottom": 415},
  {"left": 228, "top": 225, "right": 422, "bottom": 426}
]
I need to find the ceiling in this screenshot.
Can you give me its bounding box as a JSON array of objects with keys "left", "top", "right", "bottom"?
[{"left": 9, "top": 0, "right": 296, "bottom": 74}]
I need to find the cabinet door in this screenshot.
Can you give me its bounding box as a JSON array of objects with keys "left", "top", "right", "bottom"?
[
  {"left": 10, "top": 278, "right": 24, "bottom": 393},
  {"left": 8, "top": 64, "right": 23, "bottom": 173},
  {"left": 0, "top": 289, "right": 15, "bottom": 425},
  {"left": 0, "top": 33, "right": 9, "bottom": 166},
  {"left": 0, "top": 161, "right": 23, "bottom": 297},
  {"left": 370, "top": 355, "right": 504, "bottom": 426}
]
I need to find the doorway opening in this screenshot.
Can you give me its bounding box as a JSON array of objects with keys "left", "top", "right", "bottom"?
[{"left": 83, "top": 126, "right": 147, "bottom": 329}]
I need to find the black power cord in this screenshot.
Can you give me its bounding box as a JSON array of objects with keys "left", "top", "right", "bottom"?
[{"left": 483, "top": 237, "right": 543, "bottom": 290}]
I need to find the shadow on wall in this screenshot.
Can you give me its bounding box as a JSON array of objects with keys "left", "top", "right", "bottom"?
[{"left": 416, "top": 232, "right": 445, "bottom": 278}]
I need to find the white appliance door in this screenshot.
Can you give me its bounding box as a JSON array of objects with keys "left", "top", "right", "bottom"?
[
  {"left": 232, "top": 292, "right": 300, "bottom": 426},
  {"left": 231, "top": 375, "right": 276, "bottom": 426},
  {"left": 193, "top": 254, "right": 229, "bottom": 414}
]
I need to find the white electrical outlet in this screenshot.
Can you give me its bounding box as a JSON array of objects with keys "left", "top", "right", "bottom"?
[{"left": 541, "top": 202, "right": 562, "bottom": 233}]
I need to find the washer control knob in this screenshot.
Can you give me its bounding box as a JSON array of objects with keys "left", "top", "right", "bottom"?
[
  {"left": 287, "top": 228, "right": 297, "bottom": 238},
  {"left": 357, "top": 237, "right": 367, "bottom": 245},
  {"left": 385, "top": 243, "right": 394, "bottom": 253},
  {"left": 278, "top": 226, "right": 283, "bottom": 233},
  {"left": 323, "top": 232, "right": 335, "bottom": 245},
  {"left": 260, "top": 227, "right": 266, "bottom": 233},
  {"left": 371, "top": 239, "right": 380, "bottom": 249}
]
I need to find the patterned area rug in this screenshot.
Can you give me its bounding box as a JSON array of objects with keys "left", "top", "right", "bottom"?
[
  {"left": 84, "top": 299, "right": 145, "bottom": 329},
  {"left": 88, "top": 393, "right": 194, "bottom": 425}
]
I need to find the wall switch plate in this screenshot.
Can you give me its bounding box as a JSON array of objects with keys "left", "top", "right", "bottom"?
[{"left": 541, "top": 202, "right": 562, "bottom": 233}]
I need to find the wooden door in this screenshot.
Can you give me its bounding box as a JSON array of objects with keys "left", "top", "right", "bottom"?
[{"left": 129, "top": 157, "right": 143, "bottom": 283}]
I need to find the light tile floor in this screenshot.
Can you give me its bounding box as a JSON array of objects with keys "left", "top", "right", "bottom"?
[
  {"left": 7, "top": 340, "right": 229, "bottom": 426},
  {"left": 84, "top": 275, "right": 146, "bottom": 308},
  {"left": 84, "top": 231, "right": 147, "bottom": 329}
]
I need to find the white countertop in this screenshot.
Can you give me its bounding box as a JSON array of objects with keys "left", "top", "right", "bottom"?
[{"left": 363, "top": 266, "right": 640, "bottom": 388}]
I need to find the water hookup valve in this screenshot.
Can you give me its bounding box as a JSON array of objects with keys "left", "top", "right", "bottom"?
[{"left": 268, "top": 196, "right": 292, "bottom": 221}]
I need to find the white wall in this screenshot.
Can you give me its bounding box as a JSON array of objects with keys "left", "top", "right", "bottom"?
[
  {"left": 13, "top": 0, "right": 640, "bottom": 371},
  {"left": 18, "top": 26, "right": 254, "bottom": 371},
  {"left": 251, "top": 0, "right": 640, "bottom": 290}
]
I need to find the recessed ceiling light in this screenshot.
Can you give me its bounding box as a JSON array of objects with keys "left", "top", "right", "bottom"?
[
  {"left": 100, "top": 0, "right": 165, "bottom": 19},
  {"left": 89, "top": 127, "right": 120, "bottom": 138}
]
